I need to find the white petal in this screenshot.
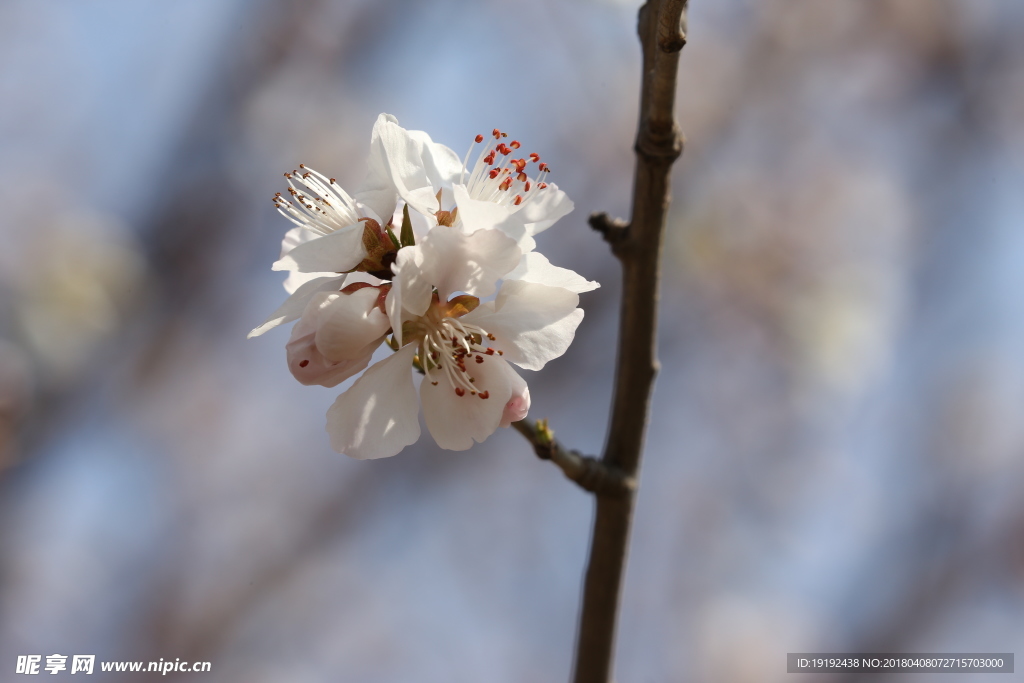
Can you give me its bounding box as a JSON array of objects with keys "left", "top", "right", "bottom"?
[
  {"left": 326, "top": 344, "right": 421, "bottom": 460},
  {"left": 248, "top": 275, "right": 344, "bottom": 338},
  {"left": 519, "top": 182, "right": 574, "bottom": 236},
  {"left": 354, "top": 188, "right": 397, "bottom": 231},
  {"left": 421, "top": 354, "right": 512, "bottom": 451},
  {"left": 279, "top": 226, "right": 331, "bottom": 293},
  {"left": 452, "top": 184, "right": 537, "bottom": 252},
  {"left": 393, "top": 245, "right": 433, "bottom": 316},
  {"left": 286, "top": 308, "right": 372, "bottom": 388},
  {"left": 505, "top": 252, "right": 600, "bottom": 293},
  {"left": 463, "top": 280, "right": 583, "bottom": 371},
  {"left": 314, "top": 289, "right": 390, "bottom": 361},
  {"left": 272, "top": 222, "right": 366, "bottom": 274},
  {"left": 499, "top": 364, "right": 531, "bottom": 428},
  {"left": 283, "top": 270, "right": 326, "bottom": 295},
  {"left": 451, "top": 185, "right": 514, "bottom": 232},
  {"left": 279, "top": 225, "right": 318, "bottom": 258},
  {"left": 406, "top": 129, "right": 463, "bottom": 191},
  {"left": 368, "top": 114, "right": 440, "bottom": 217},
  {"left": 411, "top": 225, "right": 521, "bottom": 301}
]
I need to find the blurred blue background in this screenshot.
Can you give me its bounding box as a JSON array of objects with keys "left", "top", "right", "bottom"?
[{"left": 1, "top": 0, "right": 1023, "bottom": 681}]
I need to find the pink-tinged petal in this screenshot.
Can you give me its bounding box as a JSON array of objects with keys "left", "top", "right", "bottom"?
[
  {"left": 499, "top": 363, "right": 531, "bottom": 428},
  {"left": 272, "top": 222, "right": 365, "bottom": 274},
  {"left": 286, "top": 307, "right": 372, "bottom": 387},
  {"left": 411, "top": 225, "right": 521, "bottom": 301},
  {"left": 248, "top": 275, "right": 344, "bottom": 339},
  {"left": 463, "top": 280, "right": 583, "bottom": 371},
  {"left": 420, "top": 354, "right": 513, "bottom": 451},
  {"left": 504, "top": 252, "right": 600, "bottom": 293},
  {"left": 519, "top": 182, "right": 573, "bottom": 236},
  {"left": 314, "top": 289, "right": 390, "bottom": 362},
  {"left": 326, "top": 344, "right": 421, "bottom": 460}
]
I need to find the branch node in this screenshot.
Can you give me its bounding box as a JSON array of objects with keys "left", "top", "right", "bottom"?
[
  {"left": 512, "top": 420, "right": 634, "bottom": 500},
  {"left": 657, "top": 0, "right": 688, "bottom": 53},
  {"left": 636, "top": 121, "right": 684, "bottom": 162},
  {"left": 589, "top": 212, "right": 630, "bottom": 256}
]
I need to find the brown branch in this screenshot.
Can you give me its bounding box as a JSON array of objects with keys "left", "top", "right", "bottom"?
[
  {"left": 512, "top": 419, "right": 635, "bottom": 499},
  {"left": 572, "top": 1, "right": 689, "bottom": 682}
]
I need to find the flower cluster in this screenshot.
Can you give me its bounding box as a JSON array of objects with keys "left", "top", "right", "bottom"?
[{"left": 250, "top": 114, "right": 598, "bottom": 459}]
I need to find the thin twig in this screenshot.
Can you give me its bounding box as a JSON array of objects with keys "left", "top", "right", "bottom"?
[
  {"left": 512, "top": 420, "right": 635, "bottom": 499},
  {"left": 572, "top": 1, "right": 689, "bottom": 682}
]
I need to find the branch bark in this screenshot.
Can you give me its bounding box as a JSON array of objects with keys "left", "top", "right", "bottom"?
[{"left": 572, "top": 2, "right": 688, "bottom": 681}]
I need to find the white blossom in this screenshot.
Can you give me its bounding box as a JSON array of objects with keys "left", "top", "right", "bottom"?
[
  {"left": 251, "top": 114, "right": 599, "bottom": 459},
  {"left": 327, "top": 225, "right": 586, "bottom": 458},
  {"left": 369, "top": 115, "right": 575, "bottom": 253}
]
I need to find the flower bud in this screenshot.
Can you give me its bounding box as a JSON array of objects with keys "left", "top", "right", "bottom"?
[
  {"left": 314, "top": 287, "right": 391, "bottom": 362},
  {"left": 500, "top": 367, "right": 531, "bottom": 428},
  {"left": 286, "top": 289, "right": 390, "bottom": 387}
]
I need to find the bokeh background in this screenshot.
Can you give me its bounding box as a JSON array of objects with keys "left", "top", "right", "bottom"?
[{"left": 2, "top": 0, "right": 1023, "bottom": 681}]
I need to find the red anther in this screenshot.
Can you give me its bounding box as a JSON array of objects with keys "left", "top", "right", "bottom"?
[
  {"left": 539, "top": 182, "right": 548, "bottom": 189},
  {"left": 517, "top": 172, "right": 527, "bottom": 182},
  {"left": 475, "top": 355, "right": 484, "bottom": 363},
  {"left": 514, "top": 195, "right": 523, "bottom": 205},
  {"left": 485, "top": 348, "right": 495, "bottom": 355},
  {"left": 500, "top": 178, "right": 513, "bottom": 191},
  {"left": 498, "top": 144, "right": 510, "bottom": 155},
  {"left": 484, "top": 154, "right": 495, "bottom": 165},
  {"left": 524, "top": 181, "right": 531, "bottom": 192},
  {"left": 489, "top": 169, "right": 500, "bottom": 179},
  {"left": 479, "top": 391, "right": 490, "bottom": 399},
  {"left": 330, "top": 178, "right": 336, "bottom": 184},
  {"left": 455, "top": 387, "right": 466, "bottom": 397},
  {"left": 487, "top": 333, "right": 496, "bottom": 340},
  {"left": 299, "top": 360, "right": 309, "bottom": 368},
  {"left": 530, "top": 153, "right": 540, "bottom": 162},
  {"left": 299, "top": 163, "right": 306, "bottom": 168},
  {"left": 493, "top": 128, "right": 501, "bottom": 139},
  {"left": 512, "top": 158, "right": 526, "bottom": 171},
  {"left": 510, "top": 140, "right": 521, "bottom": 149},
  {"left": 475, "top": 134, "right": 484, "bottom": 143}
]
